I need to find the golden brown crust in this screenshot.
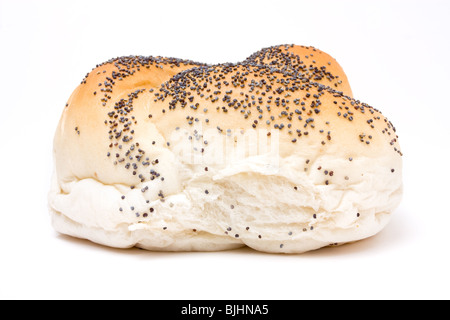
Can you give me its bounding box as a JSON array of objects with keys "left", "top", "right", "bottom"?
[
  {"left": 150, "top": 63, "right": 399, "bottom": 158},
  {"left": 245, "top": 44, "right": 353, "bottom": 97},
  {"left": 54, "top": 56, "right": 204, "bottom": 186},
  {"left": 54, "top": 46, "right": 401, "bottom": 192}
]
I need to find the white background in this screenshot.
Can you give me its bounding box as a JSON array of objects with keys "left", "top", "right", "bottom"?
[{"left": 1, "top": 0, "right": 449, "bottom": 300}]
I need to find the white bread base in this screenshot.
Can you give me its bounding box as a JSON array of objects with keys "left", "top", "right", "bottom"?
[{"left": 48, "top": 151, "right": 402, "bottom": 254}]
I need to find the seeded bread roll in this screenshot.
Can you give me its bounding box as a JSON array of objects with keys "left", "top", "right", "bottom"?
[{"left": 48, "top": 45, "right": 403, "bottom": 253}]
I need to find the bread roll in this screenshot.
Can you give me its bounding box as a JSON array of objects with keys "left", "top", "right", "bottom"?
[{"left": 48, "top": 45, "right": 403, "bottom": 253}]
